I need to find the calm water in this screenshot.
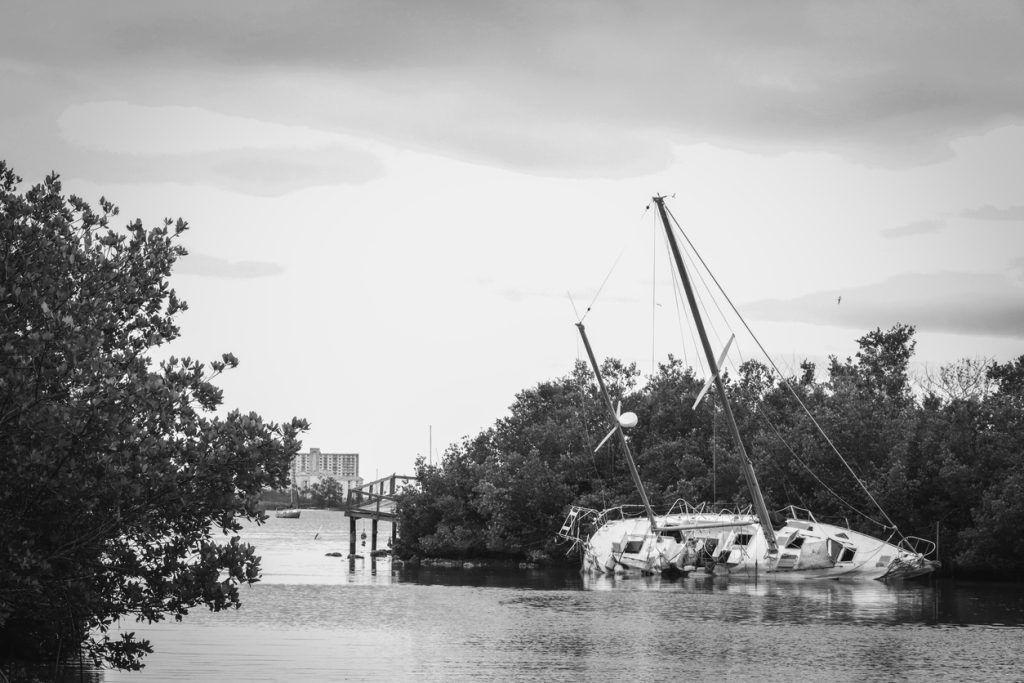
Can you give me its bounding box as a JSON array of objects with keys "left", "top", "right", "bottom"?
[{"left": 38, "top": 511, "right": 1024, "bottom": 681}]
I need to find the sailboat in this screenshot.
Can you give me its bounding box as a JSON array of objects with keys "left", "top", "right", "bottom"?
[
  {"left": 276, "top": 485, "right": 301, "bottom": 519},
  {"left": 558, "top": 196, "right": 939, "bottom": 581}
]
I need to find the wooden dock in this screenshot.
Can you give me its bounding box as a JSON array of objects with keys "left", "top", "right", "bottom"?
[{"left": 342, "top": 473, "right": 417, "bottom": 555}]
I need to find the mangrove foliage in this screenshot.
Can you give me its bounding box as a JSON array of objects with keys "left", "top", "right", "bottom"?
[
  {"left": 0, "top": 163, "right": 308, "bottom": 669},
  {"left": 396, "top": 325, "right": 1024, "bottom": 579}
]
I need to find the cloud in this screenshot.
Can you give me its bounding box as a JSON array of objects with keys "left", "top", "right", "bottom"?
[
  {"left": 744, "top": 271, "right": 1024, "bottom": 339},
  {"left": 1009, "top": 257, "right": 1024, "bottom": 286},
  {"left": 76, "top": 146, "right": 382, "bottom": 196},
  {"left": 961, "top": 205, "right": 1024, "bottom": 221},
  {"left": 58, "top": 102, "right": 352, "bottom": 155},
  {"left": 881, "top": 219, "right": 944, "bottom": 238},
  {"left": 6, "top": 141, "right": 383, "bottom": 197},
  {"left": 3, "top": 1, "right": 1024, "bottom": 176},
  {"left": 175, "top": 252, "right": 285, "bottom": 279},
  {"left": 0, "top": 77, "right": 385, "bottom": 195}
]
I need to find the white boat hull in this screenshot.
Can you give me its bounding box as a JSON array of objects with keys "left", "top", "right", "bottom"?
[{"left": 566, "top": 507, "right": 938, "bottom": 581}]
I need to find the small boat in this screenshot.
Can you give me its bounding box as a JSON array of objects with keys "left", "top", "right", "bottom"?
[
  {"left": 559, "top": 196, "right": 939, "bottom": 581},
  {"left": 275, "top": 486, "right": 301, "bottom": 519}
]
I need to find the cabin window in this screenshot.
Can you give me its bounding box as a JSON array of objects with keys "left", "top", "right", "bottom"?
[
  {"left": 623, "top": 540, "right": 645, "bottom": 554},
  {"left": 840, "top": 547, "right": 856, "bottom": 562},
  {"left": 834, "top": 532, "right": 849, "bottom": 539},
  {"left": 733, "top": 533, "right": 753, "bottom": 546},
  {"left": 777, "top": 554, "right": 798, "bottom": 569},
  {"left": 827, "top": 539, "right": 843, "bottom": 562},
  {"left": 785, "top": 536, "right": 805, "bottom": 549}
]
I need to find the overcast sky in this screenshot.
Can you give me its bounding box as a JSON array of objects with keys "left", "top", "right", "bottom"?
[{"left": 3, "top": 1, "right": 1023, "bottom": 477}]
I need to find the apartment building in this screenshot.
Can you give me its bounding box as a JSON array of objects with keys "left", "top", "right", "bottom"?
[{"left": 291, "top": 447, "right": 362, "bottom": 496}]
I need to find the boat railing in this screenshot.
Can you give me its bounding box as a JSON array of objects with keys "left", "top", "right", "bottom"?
[
  {"left": 560, "top": 500, "right": 766, "bottom": 542},
  {"left": 592, "top": 504, "right": 663, "bottom": 527},
  {"left": 595, "top": 505, "right": 650, "bottom": 525},
  {"left": 557, "top": 505, "right": 601, "bottom": 543},
  {"left": 780, "top": 505, "right": 820, "bottom": 523},
  {"left": 588, "top": 500, "right": 759, "bottom": 524},
  {"left": 665, "top": 499, "right": 704, "bottom": 516},
  {"left": 899, "top": 535, "right": 937, "bottom": 557},
  {"left": 780, "top": 505, "right": 896, "bottom": 532},
  {"left": 664, "top": 499, "right": 754, "bottom": 517}
]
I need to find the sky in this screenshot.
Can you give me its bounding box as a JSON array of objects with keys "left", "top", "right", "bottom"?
[{"left": 2, "top": 1, "right": 1023, "bottom": 479}]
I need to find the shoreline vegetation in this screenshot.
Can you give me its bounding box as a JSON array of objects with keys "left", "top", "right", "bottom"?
[
  {"left": 0, "top": 165, "right": 309, "bottom": 671},
  {"left": 257, "top": 482, "right": 346, "bottom": 511},
  {"left": 394, "top": 326, "right": 1024, "bottom": 582}
]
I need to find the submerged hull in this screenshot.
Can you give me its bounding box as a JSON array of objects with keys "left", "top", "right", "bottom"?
[{"left": 563, "top": 506, "right": 938, "bottom": 581}]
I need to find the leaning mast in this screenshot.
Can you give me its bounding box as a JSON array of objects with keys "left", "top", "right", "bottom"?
[
  {"left": 652, "top": 196, "right": 779, "bottom": 554},
  {"left": 576, "top": 322, "right": 659, "bottom": 532}
]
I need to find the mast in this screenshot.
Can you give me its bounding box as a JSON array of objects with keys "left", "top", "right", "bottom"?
[
  {"left": 652, "top": 196, "right": 778, "bottom": 554},
  {"left": 576, "top": 322, "right": 659, "bottom": 532}
]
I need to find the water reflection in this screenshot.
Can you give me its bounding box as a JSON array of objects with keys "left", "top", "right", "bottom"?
[
  {"left": 0, "top": 660, "right": 103, "bottom": 683},
  {"left": 578, "top": 570, "right": 1024, "bottom": 628},
  {"left": 6, "top": 511, "right": 1022, "bottom": 682}
]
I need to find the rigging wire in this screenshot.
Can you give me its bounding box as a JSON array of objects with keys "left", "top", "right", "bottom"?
[
  {"left": 570, "top": 203, "right": 654, "bottom": 508},
  {"left": 579, "top": 246, "right": 626, "bottom": 324},
  {"left": 753, "top": 404, "right": 887, "bottom": 528},
  {"left": 682, "top": 244, "right": 728, "bottom": 357},
  {"left": 662, "top": 203, "right": 906, "bottom": 538},
  {"left": 680, "top": 236, "right": 756, "bottom": 400},
  {"left": 650, "top": 208, "right": 694, "bottom": 373},
  {"left": 578, "top": 203, "right": 652, "bottom": 324},
  {"left": 651, "top": 216, "right": 658, "bottom": 377},
  {"left": 712, "top": 393, "right": 717, "bottom": 502},
  {"left": 567, "top": 291, "right": 582, "bottom": 322},
  {"left": 673, "top": 220, "right": 755, "bottom": 383},
  {"left": 663, "top": 237, "right": 702, "bottom": 375},
  {"left": 679, "top": 226, "right": 731, "bottom": 351}
]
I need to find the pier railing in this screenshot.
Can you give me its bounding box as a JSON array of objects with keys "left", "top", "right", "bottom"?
[
  {"left": 343, "top": 473, "right": 418, "bottom": 555},
  {"left": 343, "top": 473, "right": 418, "bottom": 521}
]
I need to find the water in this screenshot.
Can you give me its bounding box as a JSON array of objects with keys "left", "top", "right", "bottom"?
[{"left": 28, "top": 511, "right": 1024, "bottom": 681}]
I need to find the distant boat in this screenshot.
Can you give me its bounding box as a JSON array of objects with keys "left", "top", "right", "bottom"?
[
  {"left": 559, "top": 195, "right": 939, "bottom": 581},
  {"left": 276, "top": 486, "right": 301, "bottom": 519}
]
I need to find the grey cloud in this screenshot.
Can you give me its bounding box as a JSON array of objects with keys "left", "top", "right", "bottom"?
[
  {"left": 0, "top": 67, "right": 383, "bottom": 195},
  {"left": 5, "top": 137, "right": 383, "bottom": 197},
  {"left": 961, "top": 205, "right": 1024, "bottom": 221},
  {"left": 3, "top": 1, "right": 1024, "bottom": 177},
  {"left": 93, "top": 146, "right": 382, "bottom": 197},
  {"left": 744, "top": 271, "right": 1024, "bottom": 339},
  {"left": 881, "top": 219, "right": 944, "bottom": 239},
  {"left": 1009, "top": 258, "right": 1024, "bottom": 286},
  {"left": 175, "top": 252, "right": 285, "bottom": 279}
]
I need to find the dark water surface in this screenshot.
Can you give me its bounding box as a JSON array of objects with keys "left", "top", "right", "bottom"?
[{"left": 39, "top": 511, "right": 1024, "bottom": 681}]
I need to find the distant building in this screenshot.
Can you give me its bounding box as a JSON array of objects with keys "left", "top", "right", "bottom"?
[{"left": 291, "top": 448, "right": 362, "bottom": 498}]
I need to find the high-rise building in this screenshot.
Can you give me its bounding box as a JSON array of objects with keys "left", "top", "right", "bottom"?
[{"left": 291, "top": 448, "right": 362, "bottom": 495}]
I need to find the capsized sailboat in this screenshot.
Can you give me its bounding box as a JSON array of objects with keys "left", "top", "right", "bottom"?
[{"left": 558, "top": 196, "right": 939, "bottom": 581}]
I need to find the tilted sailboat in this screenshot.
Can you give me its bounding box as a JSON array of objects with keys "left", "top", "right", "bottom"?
[{"left": 559, "top": 196, "right": 939, "bottom": 581}]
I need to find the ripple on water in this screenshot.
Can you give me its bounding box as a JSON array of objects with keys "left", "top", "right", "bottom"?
[{"left": 91, "top": 512, "right": 1024, "bottom": 682}]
